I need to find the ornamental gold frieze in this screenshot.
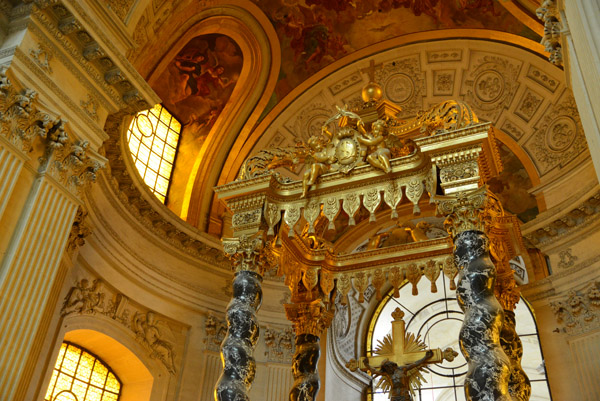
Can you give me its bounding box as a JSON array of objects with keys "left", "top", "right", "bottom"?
[
  {"left": 280, "top": 224, "right": 453, "bottom": 269},
  {"left": 278, "top": 232, "right": 456, "bottom": 304},
  {"left": 414, "top": 121, "right": 502, "bottom": 186}
]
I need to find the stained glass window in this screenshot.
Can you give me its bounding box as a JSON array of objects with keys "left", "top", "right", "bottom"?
[
  {"left": 45, "top": 342, "right": 121, "bottom": 401},
  {"left": 126, "top": 104, "right": 181, "bottom": 203},
  {"left": 367, "top": 274, "right": 552, "bottom": 401}
]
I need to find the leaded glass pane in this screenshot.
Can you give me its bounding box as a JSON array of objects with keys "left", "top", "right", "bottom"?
[
  {"left": 126, "top": 104, "right": 181, "bottom": 204},
  {"left": 368, "top": 274, "right": 551, "bottom": 401},
  {"left": 44, "top": 342, "right": 121, "bottom": 401}
]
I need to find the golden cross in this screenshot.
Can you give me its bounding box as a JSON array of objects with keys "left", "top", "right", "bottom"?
[
  {"left": 351, "top": 308, "right": 446, "bottom": 370},
  {"left": 360, "top": 59, "right": 383, "bottom": 83}
]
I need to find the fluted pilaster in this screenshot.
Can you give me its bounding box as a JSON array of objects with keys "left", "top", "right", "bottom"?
[{"left": 0, "top": 68, "right": 103, "bottom": 399}]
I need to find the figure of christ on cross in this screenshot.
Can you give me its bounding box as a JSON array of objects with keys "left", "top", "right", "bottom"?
[
  {"left": 346, "top": 308, "right": 458, "bottom": 400},
  {"left": 364, "top": 350, "right": 433, "bottom": 401}
]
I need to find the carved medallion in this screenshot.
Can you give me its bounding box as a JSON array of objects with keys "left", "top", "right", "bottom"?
[
  {"left": 546, "top": 116, "right": 576, "bottom": 152},
  {"left": 385, "top": 73, "right": 414, "bottom": 103},
  {"left": 474, "top": 70, "right": 504, "bottom": 103}
]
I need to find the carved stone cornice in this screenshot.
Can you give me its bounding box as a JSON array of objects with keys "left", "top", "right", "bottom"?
[
  {"left": 523, "top": 189, "right": 600, "bottom": 248},
  {"left": 100, "top": 112, "right": 229, "bottom": 270},
  {"left": 24, "top": 0, "right": 158, "bottom": 113},
  {"left": 284, "top": 300, "right": 334, "bottom": 337}
]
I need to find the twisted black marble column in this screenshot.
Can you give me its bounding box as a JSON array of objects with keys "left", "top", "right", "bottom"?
[
  {"left": 454, "top": 230, "right": 512, "bottom": 401},
  {"left": 501, "top": 310, "right": 531, "bottom": 401},
  {"left": 215, "top": 270, "right": 263, "bottom": 401},
  {"left": 289, "top": 334, "right": 320, "bottom": 401}
]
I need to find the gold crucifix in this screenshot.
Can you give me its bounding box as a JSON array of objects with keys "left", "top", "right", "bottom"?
[
  {"left": 346, "top": 308, "right": 457, "bottom": 398},
  {"left": 360, "top": 59, "right": 383, "bottom": 83}
]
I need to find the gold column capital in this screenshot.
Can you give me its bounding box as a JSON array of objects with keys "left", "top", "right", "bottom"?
[
  {"left": 435, "top": 187, "right": 503, "bottom": 237},
  {"left": 284, "top": 299, "right": 334, "bottom": 338},
  {"left": 222, "top": 232, "right": 268, "bottom": 274}
]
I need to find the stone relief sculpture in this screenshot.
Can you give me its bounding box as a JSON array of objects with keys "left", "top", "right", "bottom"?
[
  {"left": 61, "top": 277, "right": 183, "bottom": 375},
  {"left": 264, "top": 327, "right": 295, "bottom": 363},
  {"left": 204, "top": 314, "right": 228, "bottom": 352},
  {"left": 61, "top": 278, "right": 105, "bottom": 315},
  {"left": 133, "top": 311, "right": 177, "bottom": 374}
]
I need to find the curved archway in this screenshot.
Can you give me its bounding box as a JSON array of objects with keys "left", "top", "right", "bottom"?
[
  {"left": 366, "top": 278, "right": 553, "bottom": 401},
  {"left": 40, "top": 316, "right": 170, "bottom": 401},
  {"left": 136, "top": 2, "right": 281, "bottom": 228}
]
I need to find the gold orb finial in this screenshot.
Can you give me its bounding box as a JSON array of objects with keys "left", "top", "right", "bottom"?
[
  {"left": 360, "top": 59, "right": 384, "bottom": 103},
  {"left": 362, "top": 81, "right": 383, "bottom": 103}
]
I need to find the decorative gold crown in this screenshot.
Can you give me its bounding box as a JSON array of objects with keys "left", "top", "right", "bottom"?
[{"left": 391, "top": 307, "right": 405, "bottom": 321}]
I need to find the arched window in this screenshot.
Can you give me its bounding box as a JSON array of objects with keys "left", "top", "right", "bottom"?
[
  {"left": 44, "top": 342, "right": 122, "bottom": 401},
  {"left": 127, "top": 104, "right": 181, "bottom": 203},
  {"left": 367, "top": 273, "right": 552, "bottom": 401}
]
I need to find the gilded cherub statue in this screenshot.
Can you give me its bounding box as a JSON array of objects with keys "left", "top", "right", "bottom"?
[
  {"left": 357, "top": 119, "right": 392, "bottom": 173},
  {"left": 301, "top": 126, "right": 335, "bottom": 198}
]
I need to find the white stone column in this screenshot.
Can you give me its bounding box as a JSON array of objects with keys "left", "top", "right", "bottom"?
[
  {"left": 559, "top": 0, "right": 600, "bottom": 180},
  {"left": 0, "top": 69, "right": 103, "bottom": 399}
]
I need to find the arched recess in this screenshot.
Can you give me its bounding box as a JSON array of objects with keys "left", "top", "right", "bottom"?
[
  {"left": 40, "top": 315, "right": 170, "bottom": 401},
  {"left": 325, "top": 277, "right": 553, "bottom": 401},
  {"left": 140, "top": 1, "right": 280, "bottom": 230},
  {"left": 210, "top": 31, "right": 570, "bottom": 234}
]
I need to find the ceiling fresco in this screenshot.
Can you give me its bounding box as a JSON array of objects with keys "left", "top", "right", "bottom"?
[
  {"left": 253, "top": 0, "right": 541, "bottom": 107},
  {"left": 151, "top": 34, "right": 243, "bottom": 211},
  {"left": 153, "top": 34, "right": 242, "bottom": 129}
]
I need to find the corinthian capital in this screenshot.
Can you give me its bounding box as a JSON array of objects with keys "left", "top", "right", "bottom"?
[
  {"left": 435, "top": 186, "right": 503, "bottom": 237},
  {"left": 222, "top": 232, "right": 267, "bottom": 274},
  {"left": 284, "top": 299, "right": 334, "bottom": 337},
  {"left": 42, "top": 138, "right": 105, "bottom": 197}
]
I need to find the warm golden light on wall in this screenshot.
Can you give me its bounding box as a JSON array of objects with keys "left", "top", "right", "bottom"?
[
  {"left": 127, "top": 104, "right": 181, "bottom": 203},
  {"left": 45, "top": 342, "right": 121, "bottom": 401}
]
